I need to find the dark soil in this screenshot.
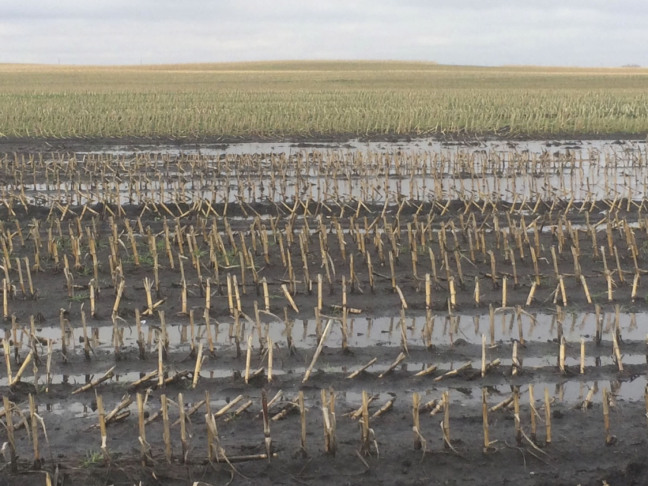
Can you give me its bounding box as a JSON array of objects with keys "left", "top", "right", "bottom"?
[{"left": 0, "top": 139, "right": 647, "bottom": 486}]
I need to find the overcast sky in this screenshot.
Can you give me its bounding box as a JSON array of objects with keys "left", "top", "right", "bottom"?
[{"left": 1, "top": 0, "right": 645, "bottom": 67}]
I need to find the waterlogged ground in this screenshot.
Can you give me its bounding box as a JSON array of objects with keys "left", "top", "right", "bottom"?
[
  {"left": 1, "top": 137, "right": 648, "bottom": 485},
  {"left": 8, "top": 138, "right": 648, "bottom": 206}
]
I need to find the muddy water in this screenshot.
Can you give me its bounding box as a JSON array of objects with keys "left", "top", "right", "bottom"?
[
  {"left": 5, "top": 139, "right": 648, "bottom": 485},
  {"left": 19, "top": 309, "right": 648, "bottom": 351},
  {"left": 78, "top": 138, "right": 642, "bottom": 157},
  {"left": 18, "top": 138, "right": 648, "bottom": 205},
  {"left": 11, "top": 307, "right": 648, "bottom": 407}
]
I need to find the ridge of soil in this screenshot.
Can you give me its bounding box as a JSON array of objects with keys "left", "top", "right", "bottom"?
[{"left": 1, "top": 139, "right": 648, "bottom": 485}]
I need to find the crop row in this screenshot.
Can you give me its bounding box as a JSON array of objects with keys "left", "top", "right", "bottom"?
[{"left": 1, "top": 62, "right": 648, "bottom": 139}]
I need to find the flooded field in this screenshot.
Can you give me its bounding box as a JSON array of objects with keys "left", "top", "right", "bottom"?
[
  {"left": 11, "top": 139, "right": 648, "bottom": 207},
  {"left": 1, "top": 137, "right": 648, "bottom": 485}
]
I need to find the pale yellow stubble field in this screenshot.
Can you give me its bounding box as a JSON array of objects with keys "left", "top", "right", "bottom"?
[{"left": 0, "top": 61, "right": 646, "bottom": 139}]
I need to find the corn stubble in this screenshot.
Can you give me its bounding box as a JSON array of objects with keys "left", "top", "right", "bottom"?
[{"left": 1, "top": 136, "right": 648, "bottom": 477}]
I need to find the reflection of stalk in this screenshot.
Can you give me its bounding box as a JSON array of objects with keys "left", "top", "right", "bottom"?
[
  {"left": 529, "top": 384, "right": 537, "bottom": 443},
  {"left": 544, "top": 387, "right": 552, "bottom": 444},
  {"left": 59, "top": 309, "right": 67, "bottom": 363},
  {"left": 157, "top": 333, "right": 164, "bottom": 387},
  {"left": 161, "top": 394, "right": 172, "bottom": 462},
  {"left": 45, "top": 340, "right": 52, "bottom": 393},
  {"left": 81, "top": 309, "right": 91, "bottom": 360},
  {"left": 399, "top": 308, "right": 407, "bottom": 355},
  {"left": 489, "top": 304, "right": 495, "bottom": 346},
  {"left": 644, "top": 385, "right": 648, "bottom": 428},
  {"left": 3, "top": 397, "right": 17, "bottom": 472},
  {"left": 602, "top": 387, "right": 615, "bottom": 445},
  {"left": 516, "top": 306, "right": 525, "bottom": 345},
  {"left": 159, "top": 310, "right": 168, "bottom": 353},
  {"left": 595, "top": 304, "right": 602, "bottom": 345},
  {"left": 481, "top": 334, "right": 487, "bottom": 377},
  {"left": 136, "top": 308, "right": 145, "bottom": 360},
  {"left": 3, "top": 341, "right": 11, "bottom": 385},
  {"left": 29, "top": 394, "right": 40, "bottom": 465},
  {"left": 262, "top": 390, "right": 272, "bottom": 461},
  {"left": 298, "top": 391, "right": 307, "bottom": 453}
]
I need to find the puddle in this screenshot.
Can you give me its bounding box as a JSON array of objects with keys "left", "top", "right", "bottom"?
[
  {"left": 9, "top": 139, "right": 648, "bottom": 206},
  {"left": 336, "top": 375, "right": 648, "bottom": 409},
  {"left": 8, "top": 309, "right": 648, "bottom": 361},
  {"left": 44, "top": 401, "right": 92, "bottom": 418}
]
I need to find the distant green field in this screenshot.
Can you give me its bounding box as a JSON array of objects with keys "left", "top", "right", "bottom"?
[{"left": 0, "top": 61, "right": 647, "bottom": 140}]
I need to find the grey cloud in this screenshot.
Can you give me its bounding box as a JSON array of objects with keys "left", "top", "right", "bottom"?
[{"left": 0, "top": 0, "right": 647, "bottom": 66}]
